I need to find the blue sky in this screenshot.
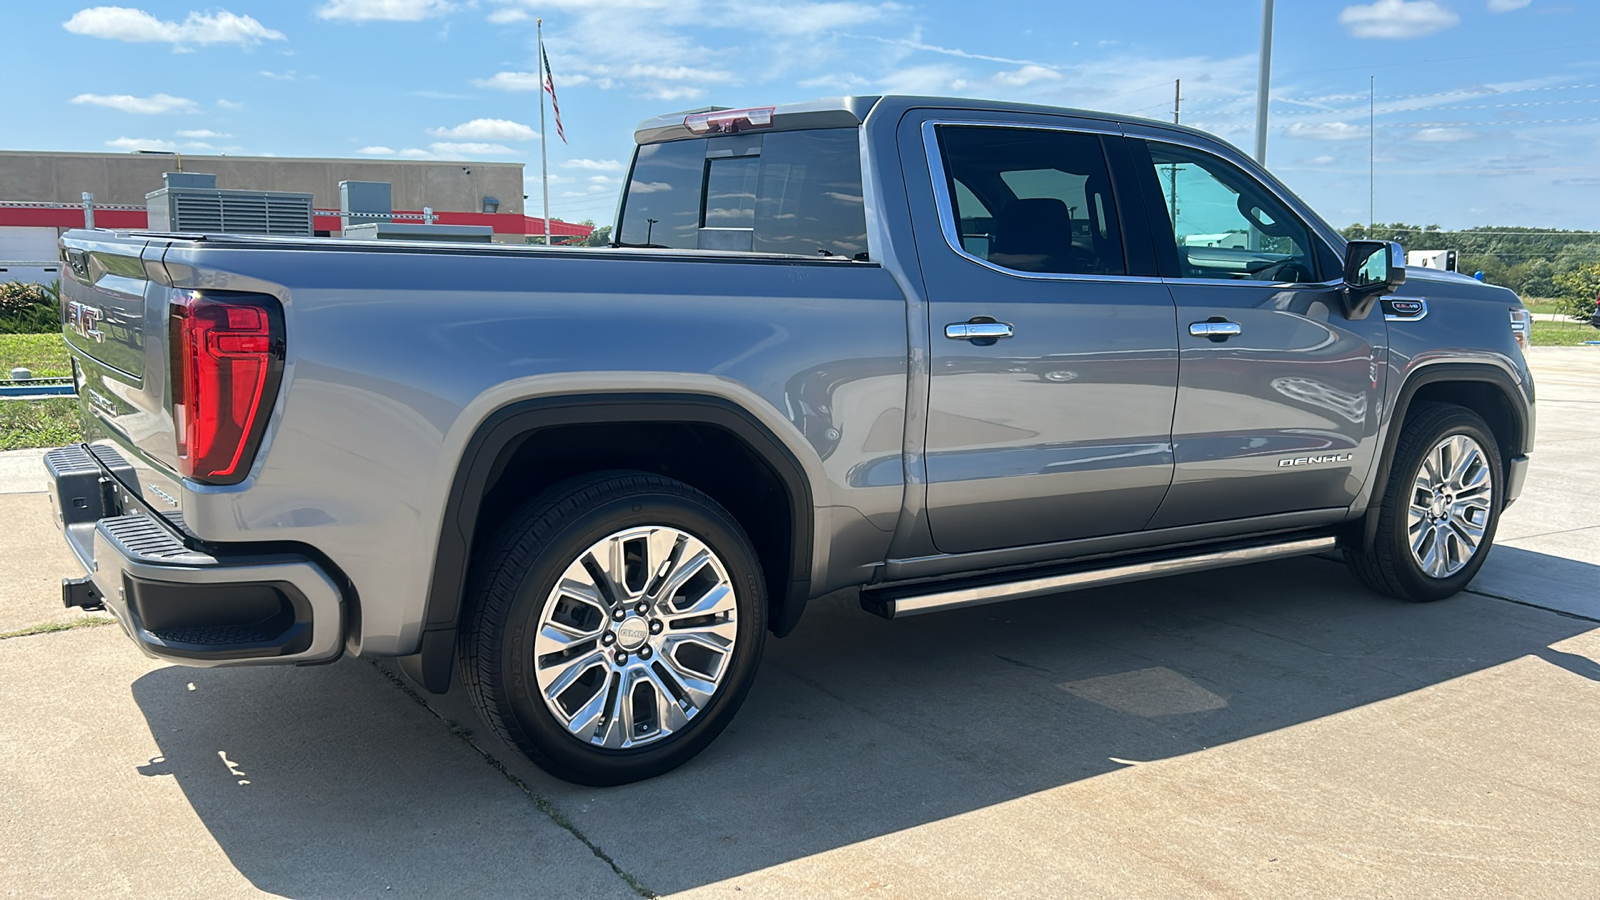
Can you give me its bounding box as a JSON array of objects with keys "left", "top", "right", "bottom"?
[{"left": 3, "top": 1, "right": 1597, "bottom": 229}]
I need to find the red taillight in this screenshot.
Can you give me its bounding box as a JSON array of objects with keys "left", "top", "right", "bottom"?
[
  {"left": 684, "top": 106, "right": 774, "bottom": 135},
  {"left": 170, "top": 291, "right": 281, "bottom": 484}
]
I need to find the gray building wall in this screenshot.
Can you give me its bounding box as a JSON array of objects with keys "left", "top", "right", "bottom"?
[{"left": 0, "top": 151, "right": 524, "bottom": 216}]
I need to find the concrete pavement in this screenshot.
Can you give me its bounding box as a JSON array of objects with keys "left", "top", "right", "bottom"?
[{"left": 2, "top": 347, "right": 1597, "bottom": 898}]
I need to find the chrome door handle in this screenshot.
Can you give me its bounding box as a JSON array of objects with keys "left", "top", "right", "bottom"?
[
  {"left": 1189, "top": 321, "right": 1242, "bottom": 339},
  {"left": 945, "top": 321, "right": 1014, "bottom": 341}
]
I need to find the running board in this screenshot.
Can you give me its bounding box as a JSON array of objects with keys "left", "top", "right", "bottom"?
[{"left": 860, "top": 535, "right": 1338, "bottom": 619}]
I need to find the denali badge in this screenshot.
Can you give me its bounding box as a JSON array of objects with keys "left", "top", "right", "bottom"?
[{"left": 1279, "top": 453, "right": 1354, "bottom": 467}]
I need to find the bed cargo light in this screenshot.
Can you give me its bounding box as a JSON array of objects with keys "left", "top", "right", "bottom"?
[
  {"left": 684, "top": 107, "right": 775, "bottom": 135},
  {"left": 170, "top": 291, "right": 283, "bottom": 484}
]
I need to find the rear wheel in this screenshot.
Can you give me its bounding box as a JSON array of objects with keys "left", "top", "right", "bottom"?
[
  {"left": 459, "top": 471, "right": 767, "bottom": 785},
  {"left": 1346, "top": 403, "right": 1503, "bottom": 602}
]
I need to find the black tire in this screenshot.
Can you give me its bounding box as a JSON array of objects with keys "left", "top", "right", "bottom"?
[
  {"left": 1345, "top": 403, "right": 1504, "bottom": 602},
  {"left": 459, "top": 471, "right": 767, "bottom": 785}
]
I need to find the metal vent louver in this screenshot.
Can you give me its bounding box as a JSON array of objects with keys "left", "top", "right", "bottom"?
[{"left": 149, "top": 187, "right": 314, "bottom": 236}]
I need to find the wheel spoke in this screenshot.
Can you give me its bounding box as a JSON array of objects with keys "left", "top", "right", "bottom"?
[
  {"left": 655, "top": 644, "right": 723, "bottom": 707},
  {"left": 540, "top": 648, "right": 608, "bottom": 700}
]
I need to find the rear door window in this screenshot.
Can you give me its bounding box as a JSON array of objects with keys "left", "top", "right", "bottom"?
[
  {"left": 618, "top": 129, "right": 868, "bottom": 258},
  {"left": 935, "top": 126, "right": 1126, "bottom": 276}
]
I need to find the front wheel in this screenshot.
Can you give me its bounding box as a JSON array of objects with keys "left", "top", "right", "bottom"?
[
  {"left": 1346, "top": 403, "right": 1503, "bottom": 602},
  {"left": 459, "top": 472, "right": 767, "bottom": 785}
]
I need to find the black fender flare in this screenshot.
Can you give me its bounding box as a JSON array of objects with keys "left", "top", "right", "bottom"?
[
  {"left": 399, "top": 392, "right": 815, "bottom": 693},
  {"left": 1350, "top": 362, "right": 1530, "bottom": 552}
]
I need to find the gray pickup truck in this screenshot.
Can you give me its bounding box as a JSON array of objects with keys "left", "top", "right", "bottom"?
[{"left": 48, "top": 96, "right": 1535, "bottom": 785}]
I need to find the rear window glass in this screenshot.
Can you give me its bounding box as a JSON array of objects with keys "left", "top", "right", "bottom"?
[
  {"left": 617, "top": 128, "right": 868, "bottom": 259},
  {"left": 616, "top": 140, "right": 704, "bottom": 249}
]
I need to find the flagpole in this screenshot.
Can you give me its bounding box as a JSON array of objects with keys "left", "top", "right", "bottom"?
[{"left": 538, "top": 18, "right": 551, "bottom": 247}]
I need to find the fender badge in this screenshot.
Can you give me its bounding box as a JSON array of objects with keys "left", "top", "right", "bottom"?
[{"left": 1278, "top": 453, "right": 1354, "bottom": 468}]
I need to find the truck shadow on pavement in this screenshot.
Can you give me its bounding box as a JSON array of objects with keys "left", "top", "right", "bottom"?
[{"left": 132, "top": 552, "right": 1600, "bottom": 897}]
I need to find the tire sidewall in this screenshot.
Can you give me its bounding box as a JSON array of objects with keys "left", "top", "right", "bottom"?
[
  {"left": 1383, "top": 411, "right": 1504, "bottom": 601},
  {"left": 495, "top": 489, "right": 766, "bottom": 784}
]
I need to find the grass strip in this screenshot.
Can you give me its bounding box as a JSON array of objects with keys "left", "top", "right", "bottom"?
[
  {"left": 0, "top": 398, "right": 82, "bottom": 450},
  {"left": 1531, "top": 320, "right": 1598, "bottom": 347},
  {"left": 0, "top": 333, "right": 71, "bottom": 378},
  {"left": 369, "top": 661, "right": 658, "bottom": 898},
  {"left": 0, "top": 616, "right": 116, "bottom": 640}
]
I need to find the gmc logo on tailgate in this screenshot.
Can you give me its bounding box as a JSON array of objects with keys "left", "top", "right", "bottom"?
[{"left": 67, "top": 301, "right": 105, "bottom": 343}]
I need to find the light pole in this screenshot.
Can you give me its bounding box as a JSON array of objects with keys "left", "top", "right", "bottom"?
[{"left": 1254, "top": 0, "right": 1275, "bottom": 165}]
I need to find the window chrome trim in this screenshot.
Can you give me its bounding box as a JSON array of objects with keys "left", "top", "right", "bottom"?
[{"left": 920, "top": 119, "right": 1164, "bottom": 285}]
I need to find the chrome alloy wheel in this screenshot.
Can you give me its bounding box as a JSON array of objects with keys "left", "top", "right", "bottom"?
[
  {"left": 1407, "top": 433, "right": 1494, "bottom": 579},
  {"left": 533, "top": 526, "right": 739, "bottom": 749}
]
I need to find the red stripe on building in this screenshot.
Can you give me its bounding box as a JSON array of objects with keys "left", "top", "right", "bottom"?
[{"left": 1, "top": 206, "right": 594, "bottom": 240}]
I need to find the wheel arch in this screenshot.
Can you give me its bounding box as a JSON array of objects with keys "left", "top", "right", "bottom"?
[
  {"left": 1348, "top": 361, "right": 1530, "bottom": 552},
  {"left": 400, "top": 392, "right": 816, "bottom": 694}
]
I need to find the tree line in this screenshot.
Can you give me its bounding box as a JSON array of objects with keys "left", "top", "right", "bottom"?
[{"left": 1340, "top": 222, "right": 1599, "bottom": 319}]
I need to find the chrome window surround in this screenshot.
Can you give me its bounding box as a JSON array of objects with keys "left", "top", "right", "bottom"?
[{"left": 920, "top": 118, "right": 1347, "bottom": 291}]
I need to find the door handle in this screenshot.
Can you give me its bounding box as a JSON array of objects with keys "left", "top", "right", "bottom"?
[
  {"left": 1189, "top": 320, "right": 1242, "bottom": 340},
  {"left": 945, "top": 321, "right": 1015, "bottom": 341}
]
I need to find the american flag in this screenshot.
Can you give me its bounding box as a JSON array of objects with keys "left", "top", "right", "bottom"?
[{"left": 541, "top": 42, "right": 566, "bottom": 144}]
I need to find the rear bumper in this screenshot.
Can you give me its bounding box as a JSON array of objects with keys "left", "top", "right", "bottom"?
[{"left": 44, "top": 445, "right": 344, "bottom": 667}]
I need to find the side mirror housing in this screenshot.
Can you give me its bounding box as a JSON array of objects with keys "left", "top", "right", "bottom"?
[{"left": 1341, "top": 240, "right": 1406, "bottom": 320}]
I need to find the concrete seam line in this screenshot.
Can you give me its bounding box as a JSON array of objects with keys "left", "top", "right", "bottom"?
[
  {"left": 0, "top": 617, "right": 115, "bottom": 640},
  {"left": 1463, "top": 589, "right": 1600, "bottom": 624},
  {"left": 367, "top": 660, "right": 659, "bottom": 899}
]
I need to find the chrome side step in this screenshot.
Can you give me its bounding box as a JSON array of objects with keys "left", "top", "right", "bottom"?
[{"left": 861, "top": 535, "right": 1337, "bottom": 619}]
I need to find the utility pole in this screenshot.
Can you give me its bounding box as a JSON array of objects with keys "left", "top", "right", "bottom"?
[
  {"left": 1370, "top": 75, "right": 1376, "bottom": 234},
  {"left": 1254, "top": 0, "right": 1275, "bottom": 164},
  {"left": 1173, "top": 79, "right": 1181, "bottom": 124}
]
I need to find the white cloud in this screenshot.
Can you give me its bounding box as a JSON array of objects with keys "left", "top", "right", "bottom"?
[
  {"left": 1285, "top": 121, "right": 1369, "bottom": 141},
  {"left": 1339, "top": 0, "right": 1460, "bottom": 39},
  {"left": 486, "top": 6, "right": 528, "bottom": 23},
  {"left": 1414, "top": 127, "right": 1482, "bottom": 142},
  {"left": 429, "top": 118, "right": 539, "bottom": 141},
  {"left": 428, "top": 141, "right": 517, "bottom": 156},
  {"left": 106, "top": 136, "right": 177, "bottom": 152},
  {"left": 722, "top": 2, "right": 899, "bottom": 34},
  {"left": 316, "top": 0, "right": 454, "bottom": 21},
  {"left": 176, "top": 128, "right": 229, "bottom": 138},
  {"left": 216, "top": 98, "right": 244, "bottom": 109},
  {"left": 992, "top": 64, "right": 1062, "bottom": 87},
  {"left": 879, "top": 64, "right": 965, "bottom": 95},
  {"left": 259, "top": 69, "right": 297, "bottom": 81},
  {"left": 62, "top": 7, "right": 285, "bottom": 46},
  {"left": 628, "top": 180, "right": 673, "bottom": 194},
  {"left": 1307, "top": 155, "right": 1336, "bottom": 165},
  {"left": 564, "top": 158, "right": 624, "bottom": 171},
  {"left": 358, "top": 145, "right": 398, "bottom": 155},
  {"left": 1488, "top": 0, "right": 1530, "bottom": 9},
  {"left": 625, "top": 64, "right": 735, "bottom": 83},
  {"left": 474, "top": 71, "right": 540, "bottom": 91},
  {"left": 70, "top": 92, "right": 196, "bottom": 114}
]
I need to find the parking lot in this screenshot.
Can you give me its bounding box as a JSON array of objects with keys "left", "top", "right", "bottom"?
[{"left": 2, "top": 347, "right": 1596, "bottom": 899}]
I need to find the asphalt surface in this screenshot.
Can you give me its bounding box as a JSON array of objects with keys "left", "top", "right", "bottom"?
[{"left": 2, "top": 347, "right": 1596, "bottom": 899}]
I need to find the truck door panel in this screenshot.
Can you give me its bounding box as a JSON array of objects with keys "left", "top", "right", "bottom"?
[{"left": 904, "top": 116, "right": 1179, "bottom": 555}]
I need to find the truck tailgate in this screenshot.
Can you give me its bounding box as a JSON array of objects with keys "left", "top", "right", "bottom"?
[{"left": 59, "top": 232, "right": 187, "bottom": 524}]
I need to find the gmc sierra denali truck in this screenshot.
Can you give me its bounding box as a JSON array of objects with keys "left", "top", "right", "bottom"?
[{"left": 48, "top": 96, "right": 1536, "bottom": 785}]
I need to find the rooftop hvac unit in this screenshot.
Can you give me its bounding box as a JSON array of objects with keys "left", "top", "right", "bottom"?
[{"left": 146, "top": 172, "right": 314, "bottom": 236}]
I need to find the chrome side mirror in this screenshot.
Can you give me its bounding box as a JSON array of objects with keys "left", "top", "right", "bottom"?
[{"left": 1341, "top": 240, "right": 1406, "bottom": 320}]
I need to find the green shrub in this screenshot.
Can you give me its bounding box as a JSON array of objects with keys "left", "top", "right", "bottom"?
[
  {"left": 0, "top": 280, "right": 61, "bottom": 334},
  {"left": 1551, "top": 263, "right": 1600, "bottom": 322}
]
